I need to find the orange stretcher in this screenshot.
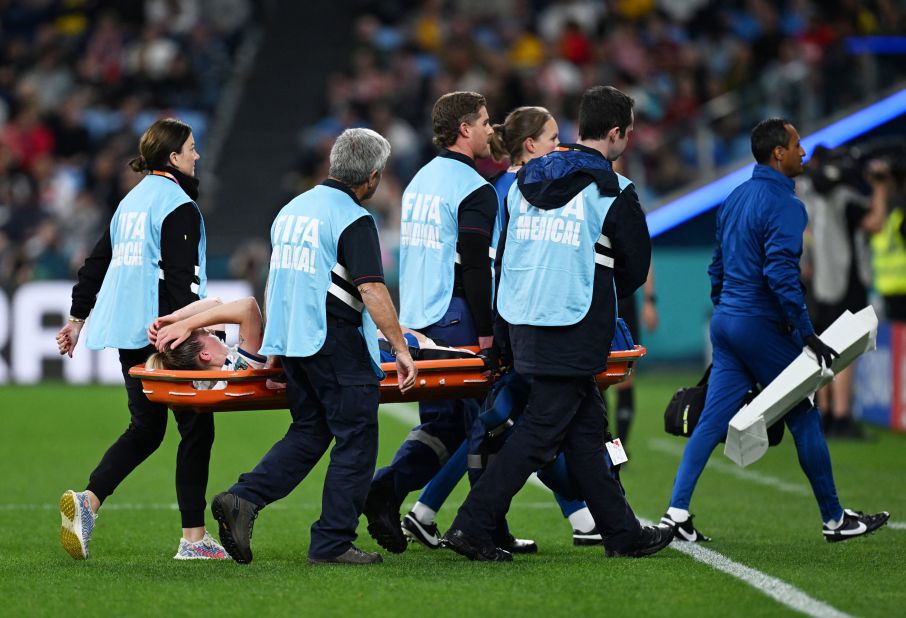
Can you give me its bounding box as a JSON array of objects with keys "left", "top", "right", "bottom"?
[{"left": 128, "top": 346, "right": 646, "bottom": 412}]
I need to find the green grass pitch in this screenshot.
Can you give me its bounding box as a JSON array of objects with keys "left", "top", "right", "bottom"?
[{"left": 1, "top": 373, "right": 903, "bottom": 617}]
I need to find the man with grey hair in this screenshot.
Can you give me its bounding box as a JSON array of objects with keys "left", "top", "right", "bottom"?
[{"left": 212, "top": 128, "right": 417, "bottom": 565}]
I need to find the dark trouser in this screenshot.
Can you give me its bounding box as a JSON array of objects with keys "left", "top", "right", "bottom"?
[
  {"left": 87, "top": 346, "right": 214, "bottom": 528},
  {"left": 615, "top": 295, "right": 638, "bottom": 443},
  {"left": 230, "top": 324, "right": 380, "bottom": 559},
  {"left": 451, "top": 375, "right": 642, "bottom": 552},
  {"left": 372, "top": 296, "right": 479, "bottom": 508}
]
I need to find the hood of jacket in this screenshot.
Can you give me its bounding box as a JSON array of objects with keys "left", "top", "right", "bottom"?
[{"left": 515, "top": 144, "right": 620, "bottom": 211}]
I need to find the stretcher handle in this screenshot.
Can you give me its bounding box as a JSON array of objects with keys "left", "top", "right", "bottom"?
[
  {"left": 608, "top": 345, "right": 646, "bottom": 360},
  {"left": 130, "top": 366, "right": 284, "bottom": 382}
]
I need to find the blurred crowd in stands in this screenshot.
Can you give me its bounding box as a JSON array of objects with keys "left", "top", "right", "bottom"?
[
  {"left": 3, "top": 0, "right": 906, "bottom": 300},
  {"left": 289, "top": 0, "right": 906, "bottom": 281},
  {"left": 0, "top": 0, "right": 255, "bottom": 289}
]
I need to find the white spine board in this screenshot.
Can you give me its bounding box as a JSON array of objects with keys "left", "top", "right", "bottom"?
[{"left": 723, "top": 306, "right": 878, "bottom": 467}]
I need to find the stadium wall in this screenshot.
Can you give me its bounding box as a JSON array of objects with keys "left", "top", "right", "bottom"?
[{"left": 0, "top": 280, "right": 252, "bottom": 384}]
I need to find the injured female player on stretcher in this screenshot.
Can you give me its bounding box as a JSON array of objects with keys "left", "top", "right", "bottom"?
[{"left": 146, "top": 296, "right": 477, "bottom": 389}]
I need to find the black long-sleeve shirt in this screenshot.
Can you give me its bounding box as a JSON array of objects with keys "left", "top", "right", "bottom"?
[
  {"left": 441, "top": 150, "right": 497, "bottom": 337},
  {"left": 322, "top": 179, "right": 385, "bottom": 325},
  {"left": 70, "top": 174, "right": 202, "bottom": 319}
]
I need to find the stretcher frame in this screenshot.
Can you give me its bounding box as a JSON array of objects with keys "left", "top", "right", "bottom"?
[{"left": 128, "top": 346, "right": 646, "bottom": 412}]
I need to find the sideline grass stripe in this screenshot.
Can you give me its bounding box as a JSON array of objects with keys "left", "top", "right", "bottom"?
[{"left": 648, "top": 437, "right": 810, "bottom": 495}]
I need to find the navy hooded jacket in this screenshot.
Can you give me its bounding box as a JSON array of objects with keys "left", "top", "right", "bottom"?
[
  {"left": 494, "top": 144, "right": 651, "bottom": 376},
  {"left": 710, "top": 164, "right": 814, "bottom": 337}
]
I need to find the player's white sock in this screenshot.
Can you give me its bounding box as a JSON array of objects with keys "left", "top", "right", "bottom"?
[
  {"left": 667, "top": 507, "right": 690, "bottom": 523},
  {"left": 825, "top": 510, "right": 846, "bottom": 530},
  {"left": 568, "top": 507, "right": 596, "bottom": 532},
  {"left": 411, "top": 502, "right": 436, "bottom": 525}
]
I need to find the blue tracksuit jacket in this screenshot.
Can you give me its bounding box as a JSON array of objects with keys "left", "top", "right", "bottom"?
[{"left": 709, "top": 164, "right": 815, "bottom": 337}]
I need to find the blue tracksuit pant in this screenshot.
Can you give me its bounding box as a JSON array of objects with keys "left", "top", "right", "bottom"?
[
  {"left": 372, "top": 297, "right": 480, "bottom": 508},
  {"left": 417, "top": 420, "right": 589, "bottom": 520},
  {"left": 669, "top": 311, "right": 843, "bottom": 523}
]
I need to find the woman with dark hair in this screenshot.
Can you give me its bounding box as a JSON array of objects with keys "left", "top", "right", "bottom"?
[{"left": 55, "top": 117, "right": 230, "bottom": 561}]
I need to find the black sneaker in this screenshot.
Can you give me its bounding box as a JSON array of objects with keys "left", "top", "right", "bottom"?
[
  {"left": 605, "top": 525, "right": 674, "bottom": 558},
  {"left": 401, "top": 512, "right": 441, "bottom": 549},
  {"left": 660, "top": 512, "right": 712, "bottom": 542},
  {"left": 363, "top": 485, "right": 407, "bottom": 554},
  {"left": 442, "top": 528, "right": 513, "bottom": 562},
  {"left": 308, "top": 545, "right": 383, "bottom": 565},
  {"left": 211, "top": 491, "right": 259, "bottom": 564},
  {"left": 499, "top": 534, "right": 538, "bottom": 554},
  {"left": 573, "top": 527, "right": 604, "bottom": 546},
  {"left": 823, "top": 509, "right": 889, "bottom": 543}
]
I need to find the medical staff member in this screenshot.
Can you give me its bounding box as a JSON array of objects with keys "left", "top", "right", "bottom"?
[
  {"left": 364, "top": 91, "right": 498, "bottom": 554},
  {"left": 401, "top": 106, "right": 560, "bottom": 551},
  {"left": 56, "top": 118, "right": 229, "bottom": 561},
  {"left": 445, "top": 86, "right": 674, "bottom": 561},
  {"left": 211, "top": 128, "right": 416, "bottom": 566},
  {"left": 660, "top": 118, "right": 889, "bottom": 543}
]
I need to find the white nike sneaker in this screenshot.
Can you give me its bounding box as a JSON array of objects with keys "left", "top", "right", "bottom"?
[
  {"left": 572, "top": 527, "right": 603, "bottom": 546},
  {"left": 660, "top": 512, "right": 711, "bottom": 542},
  {"left": 401, "top": 511, "right": 441, "bottom": 549},
  {"left": 823, "top": 509, "right": 889, "bottom": 543}
]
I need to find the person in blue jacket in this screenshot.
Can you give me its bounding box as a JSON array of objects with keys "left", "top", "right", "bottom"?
[
  {"left": 444, "top": 86, "right": 674, "bottom": 561},
  {"left": 660, "top": 118, "right": 890, "bottom": 544}
]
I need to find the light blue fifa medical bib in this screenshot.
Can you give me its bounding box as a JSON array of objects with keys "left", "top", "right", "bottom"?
[
  {"left": 398, "top": 156, "right": 489, "bottom": 328},
  {"left": 497, "top": 174, "right": 632, "bottom": 326},
  {"left": 86, "top": 174, "right": 207, "bottom": 350},
  {"left": 260, "top": 184, "right": 383, "bottom": 377}
]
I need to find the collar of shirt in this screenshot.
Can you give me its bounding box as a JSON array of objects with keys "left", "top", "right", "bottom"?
[
  {"left": 555, "top": 143, "right": 608, "bottom": 160},
  {"left": 752, "top": 163, "right": 796, "bottom": 192},
  {"left": 321, "top": 178, "right": 362, "bottom": 205},
  {"left": 439, "top": 149, "right": 477, "bottom": 169},
  {"left": 150, "top": 166, "right": 200, "bottom": 200}
]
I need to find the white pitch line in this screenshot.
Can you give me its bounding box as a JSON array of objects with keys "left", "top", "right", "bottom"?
[
  {"left": 380, "top": 402, "right": 420, "bottom": 426},
  {"left": 662, "top": 534, "right": 855, "bottom": 618},
  {"left": 648, "top": 437, "right": 810, "bottom": 496},
  {"left": 889, "top": 521, "right": 906, "bottom": 530},
  {"left": 523, "top": 475, "right": 855, "bottom": 618},
  {"left": 383, "top": 399, "right": 881, "bottom": 615}
]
